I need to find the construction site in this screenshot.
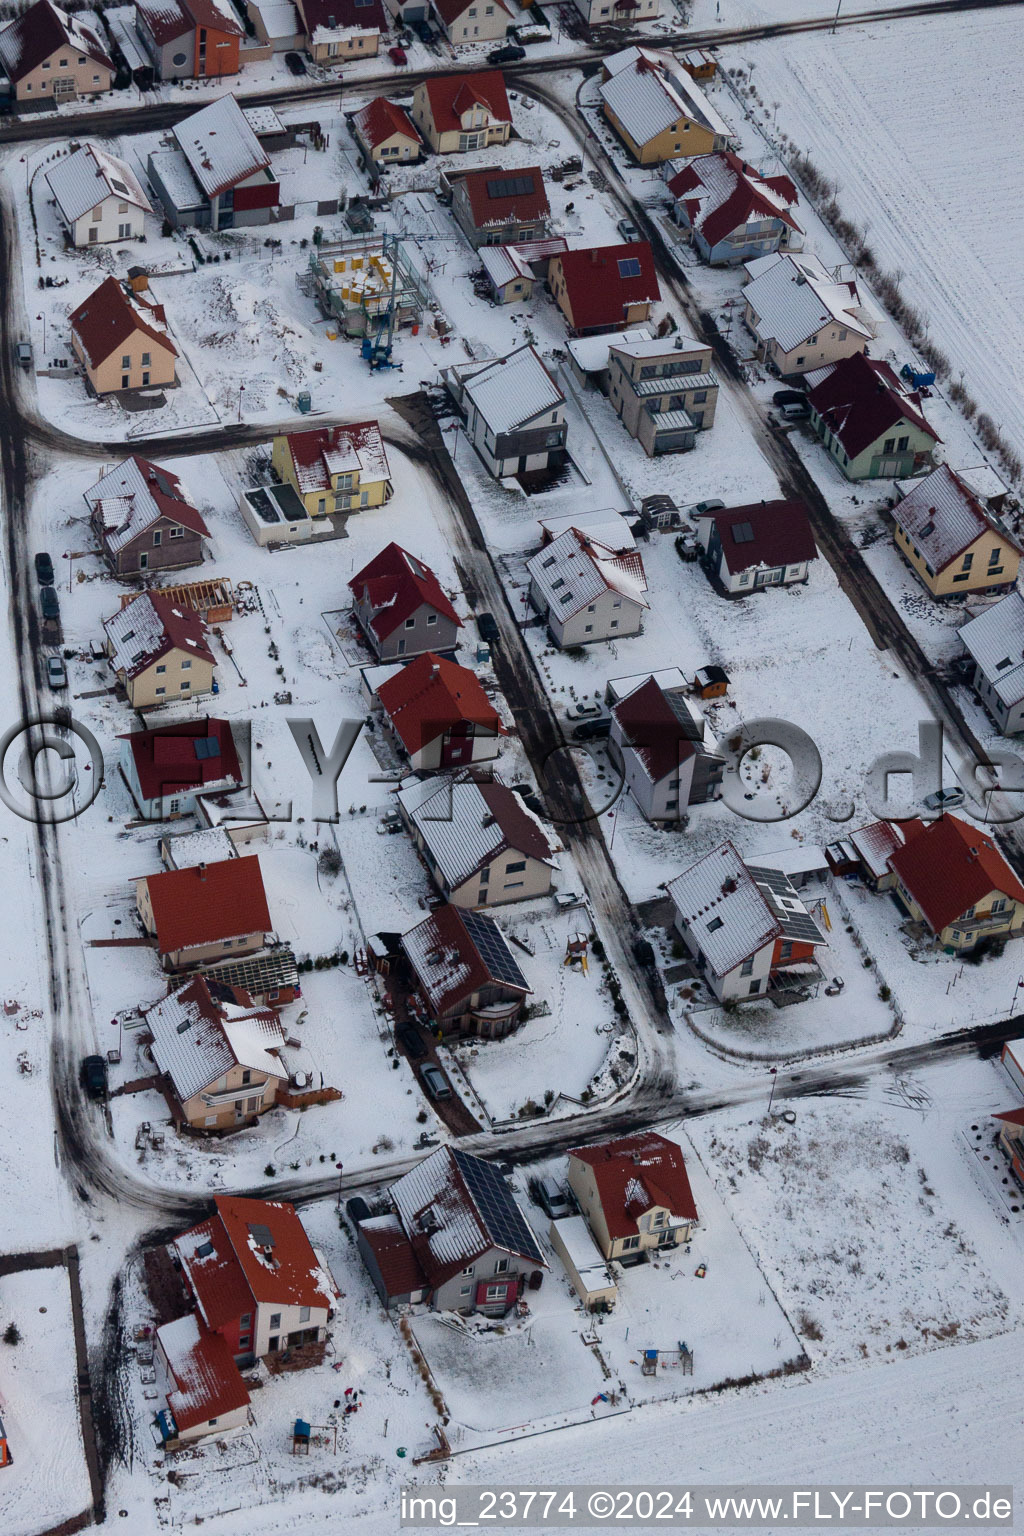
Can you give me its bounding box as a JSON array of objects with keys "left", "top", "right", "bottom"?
[{"left": 298, "top": 234, "right": 434, "bottom": 366}]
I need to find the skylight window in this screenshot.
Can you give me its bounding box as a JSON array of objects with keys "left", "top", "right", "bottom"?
[
  {"left": 707, "top": 915, "right": 724, "bottom": 931},
  {"left": 731, "top": 522, "right": 755, "bottom": 544},
  {"left": 617, "top": 257, "right": 642, "bottom": 278}
]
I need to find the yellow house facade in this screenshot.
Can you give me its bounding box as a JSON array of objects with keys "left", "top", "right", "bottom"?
[
  {"left": 892, "top": 878, "right": 1024, "bottom": 953},
  {"left": 271, "top": 422, "right": 393, "bottom": 519},
  {"left": 70, "top": 275, "right": 178, "bottom": 396},
  {"left": 566, "top": 1133, "right": 698, "bottom": 1262},
  {"left": 602, "top": 103, "right": 718, "bottom": 165},
  {"left": 894, "top": 520, "right": 1021, "bottom": 599},
  {"left": 121, "top": 645, "right": 216, "bottom": 709},
  {"left": 892, "top": 464, "right": 1021, "bottom": 599}
]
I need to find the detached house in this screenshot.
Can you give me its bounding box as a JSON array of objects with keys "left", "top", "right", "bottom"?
[
  {"left": 696, "top": 499, "right": 818, "bottom": 595},
  {"left": 526, "top": 526, "right": 648, "bottom": 648},
  {"left": 599, "top": 46, "right": 733, "bottom": 166},
  {"left": 444, "top": 344, "right": 567, "bottom": 480},
  {"left": 0, "top": 0, "right": 112, "bottom": 102},
  {"left": 359, "top": 1148, "right": 543, "bottom": 1315},
  {"left": 478, "top": 236, "right": 568, "bottom": 306},
  {"left": 70, "top": 275, "right": 178, "bottom": 396},
  {"left": 807, "top": 352, "right": 940, "bottom": 480},
  {"left": 272, "top": 420, "right": 392, "bottom": 518},
  {"left": 606, "top": 333, "right": 718, "bottom": 456},
  {"left": 567, "top": 1133, "right": 698, "bottom": 1263},
  {"left": 401, "top": 903, "right": 531, "bottom": 1038},
  {"left": 351, "top": 96, "right": 422, "bottom": 167},
  {"left": 136, "top": 854, "right": 273, "bottom": 971},
  {"left": 742, "top": 251, "right": 875, "bottom": 377},
  {"left": 450, "top": 165, "right": 550, "bottom": 249},
  {"left": 610, "top": 675, "right": 724, "bottom": 823},
  {"left": 294, "top": 0, "right": 384, "bottom": 62},
  {"left": 349, "top": 543, "right": 461, "bottom": 661},
  {"left": 429, "top": 0, "right": 510, "bottom": 45},
  {"left": 397, "top": 773, "right": 555, "bottom": 908},
  {"left": 667, "top": 840, "right": 828, "bottom": 1002},
  {"left": 148, "top": 95, "right": 279, "bottom": 231},
  {"left": 887, "top": 814, "right": 1024, "bottom": 954},
  {"left": 103, "top": 589, "right": 215, "bottom": 708},
  {"left": 667, "top": 151, "right": 801, "bottom": 266},
  {"left": 119, "top": 717, "right": 242, "bottom": 821},
  {"left": 892, "top": 463, "right": 1020, "bottom": 598},
  {"left": 85, "top": 455, "right": 209, "bottom": 577},
  {"left": 411, "top": 71, "right": 511, "bottom": 155},
  {"left": 134, "top": 0, "right": 243, "bottom": 80},
  {"left": 46, "top": 144, "right": 152, "bottom": 247},
  {"left": 549, "top": 243, "right": 660, "bottom": 336},
  {"left": 374, "top": 652, "right": 504, "bottom": 771},
  {"left": 154, "top": 1313, "right": 251, "bottom": 1449},
  {"left": 959, "top": 592, "right": 1024, "bottom": 735}
]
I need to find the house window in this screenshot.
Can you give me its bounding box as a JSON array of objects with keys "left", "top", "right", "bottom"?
[
  {"left": 155, "top": 665, "right": 166, "bottom": 674},
  {"left": 270, "top": 1313, "right": 281, "bottom": 1329},
  {"left": 838, "top": 328, "right": 848, "bottom": 340},
  {"left": 494, "top": 1258, "right": 509, "bottom": 1273},
  {"left": 241, "top": 1070, "right": 251, "bottom": 1085},
  {"left": 897, "top": 436, "right": 908, "bottom": 451},
  {"left": 652, "top": 1211, "right": 665, "bottom": 1226},
  {"left": 506, "top": 861, "right": 526, "bottom": 873},
  {"left": 241, "top": 1313, "right": 252, "bottom": 1328},
  {"left": 707, "top": 916, "right": 723, "bottom": 932},
  {"left": 990, "top": 547, "right": 1003, "bottom": 566},
  {"left": 238, "top": 1335, "right": 250, "bottom": 1349},
  {"left": 299, "top": 1306, "right": 311, "bottom": 1323},
  {"left": 168, "top": 799, "right": 181, "bottom": 813},
  {"left": 462, "top": 1265, "right": 475, "bottom": 1275},
  {"left": 484, "top": 1284, "right": 505, "bottom": 1301},
  {"left": 992, "top": 898, "right": 1008, "bottom": 915},
  {"left": 796, "top": 356, "right": 805, "bottom": 366},
  {"left": 665, "top": 799, "right": 678, "bottom": 811},
  {"left": 169, "top": 526, "right": 183, "bottom": 539},
  {"left": 620, "top": 1235, "right": 640, "bottom": 1251},
  {"left": 426, "top": 613, "right": 437, "bottom": 625},
  {"left": 460, "top": 1284, "right": 472, "bottom": 1296},
  {"left": 153, "top": 530, "right": 162, "bottom": 546},
  {"left": 962, "top": 552, "right": 974, "bottom": 570},
  {"left": 883, "top": 438, "right": 895, "bottom": 453},
  {"left": 142, "top": 352, "right": 151, "bottom": 367},
  {"left": 405, "top": 616, "right": 415, "bottom": 628},
  {"left": 740, "top": 956, "right": 754, "bottom": 976},
  {"left": 155, "top": 687, "right": 166, "bottom": 696},
  {"left": 181, "top": 660, "right": 191, "bottom": 670},
  {"left": 779, "top": 940, "right": 793, "bottom": 959}
]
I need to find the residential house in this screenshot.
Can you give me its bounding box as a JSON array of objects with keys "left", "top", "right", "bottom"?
[
  {"left": 292, "top": 0, "right": 385, "bottom": 60},
  {"left": 85, "top": 455, "right": 209, "bottom": 577},
  {"left": 136, "top": 854, "right": 273, "bottom": 971},
  {"left": 0, "top": 0, "right": 112, "bottom": 102},
  {"left": 575, "top": 0, "right": 660, "bottom": 22},
  {"left": 397, "top": 773, "right": 555, "bottom": 907},
  {"left": 807, "top": 352, "right": 941, "bottom": 479},
  {"left": 361, "top": 1147, "right": 544, "bottom": 1314},
  {"left": 1003, "top": 1039, "right": 1024, "bottom": 1096},
  {"left": 271, "top": 420, "right": 392, "bottom": 518},
  {"left": 610, "top": 675, "right": 724, "bottom": 823},
  {"left": 526, "top": 526, "right": 648, "bottom": 648},
  {"left": 411, "top": 71, "right": 511, "bottom": 154},
  {"left": 444, "top": 344, "right": 567, "bottom": 479},
  {"left": 598, "top": 46, "right": 733, "bottom": 166},
  {"left": 103, "top": 589, "right": 215, "bottom": 708},
  {"left": 843, "top": 818, "right": 924, "bottom": 890},
  {"left": 401, "top": 903, "right": 531, "bottom": 1038},
  {"left": 565, "top": 326, "right": 651, "bottom": 393},
  {"left": 887, "top": 814, "right": 1024, "bottom": 954},
  {"left": 666, "top": 150, "right": 801, "bottom": 266},
  {"left": 245, "top": 0, "right": 305, "bottom": 51},
  {"left": 606, "top": 333, "right": 718, "bottom": 455},
  {"left": 119, "top": 717, "right": 242, "bottom": 821},
  {"left": 429, "top": 0, "right": 510, "bottom": 45},
  {"left": 567, "top": 1133, "right": 698, "bottom": 1263},
  {"left": 540, "top": 508, "right": 637, "bottom": 553},
  {"left": 45, "top": 144, "right": 151, "bottom": 247},
  {"left": 148, "top": 95, "right": 279, "bottom": 232},
  {"left": 994, "top": 1107, "right": 1024, "bottom": 1186},
  {"left": 374, "top": 652, "right": 504, "bottom": 771},
  {"left": 549, "top": 243, "right": 660, "bottom": 335},
  {"left": 144, "top": 975, "right": 288, "bottom": 1131},
  {"left": 134, "top": 0, "right": 243, "bottom": 80},
  {"left": 351, "top": 97, "right": 422, "bottom": 168},
  {"left": 202, "top": 948, "right": 301, "bottom": 1009},
  {"left": 348, "top": 542, "right": 461, "bottom": 661},
  {"left": 173, "top": 1195, "right": 338, "bottom": 1367},
  {"left": 667, "top": 841, "right": 828, "bottom": 1002},
  {"left": 70, "top": 275, "right": 178, "bottom": 395},
  {"left": 959, "top": 592, "right": 1024, "bottom": 735},
  {"left": 696, "top": 499, "right": 818, "bottom": 595},
  {"left": 154, "top": 1314, "right": 251, "bottom": 1449},
  {"left": 742, "top": 251, "right": 875, "bottom": 376},
  {"left": 892, "top": 463, "right": 1020, "bottom": 598},
  {"left": 449, "top": 165, "right": 550, "bottom": 249},
  {"left": 548, "top": 1216, "right": 618, "bottom": 1311},
  {"left": 478, "top": 236, "right": 567, "bottom": 305}
]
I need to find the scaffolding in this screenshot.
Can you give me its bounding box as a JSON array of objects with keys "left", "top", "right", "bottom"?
[{"left": 300, "top": 233, "right": 429, "bottom": 341}]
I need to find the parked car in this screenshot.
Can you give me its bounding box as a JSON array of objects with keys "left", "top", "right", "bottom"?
[
  {"left": 616, "top": 216, "right": 641, "bottom": 242},
  {"left": 531, "top": 1176, "right": 574, "bottom": 1220},
  {"left": 772, "top": 388, "right": 807, "bottom": 408},
  {"left": 923, "top": 786, "right": 965, "bottom": 812},
  {"left": 81, "top": 1054, "right": 107, "bottom": 1100},
  {"left": 399, "top": 26, "right": 413, "bottom": 43},
  {"left": 34, "top": 551, "right": 54, "bottom": 584},
  {"left": 554, "top": 890, "right": 584, "bottom": 910},
  {"left": 388, "top": 44, "right": 408, "bottom": 64},
  {"left": 476, "top": 611, "right": 500, "bottom": 644},
  {"left": 420, "top": 1062, "right": 452, "bottom": 1101},
  {"left": 412, "top": 17, "right": 435, "bottom": 42},
  {"left": 40, "top": 586, "right": 60, "bottom": 622},
  {"left": 511, "top": 784, "right": 546, "bottom": 818},
  {"left": 15, "top": 340, "right": 31, "bottom": 369},
  {"left": 345, "top": 1196, "right": 371, "bottom": 1227},
  {"left": 488, "top": 42, "right": 525, "bottom": 63},
  {"left": 46, "top": 654, "right": 67, "bottom": 690},
  {"left": 284, "top": 51, "right": 307, "bottom": 74},
  {"left": 682, "top": 498, "right": 725, "bottom": 520},
  {"left": 572, "top": 717, "right": 612, "bottom": 741},
  {"left": 565, "top": 699, "right": 603, "bottom": 721},
  {"left": 397, "top": 1022, "right": 427, "bottom": 1059},
  {"left": 780, "top": 400, "right": 810, "bottom": 421}
]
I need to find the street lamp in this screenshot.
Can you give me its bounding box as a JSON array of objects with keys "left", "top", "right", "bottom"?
[
  {"left": 766, "top": 1065, "right": 779, "bottom": 1117},
  {"left": 37, "top": 312, "right": 46, "bottom": 356},
  {"left": 832, "top": 0, "right": 843, "bottom": 31},
  {"left": 238, "top": 381, "right": 245, "bottom": 421}
]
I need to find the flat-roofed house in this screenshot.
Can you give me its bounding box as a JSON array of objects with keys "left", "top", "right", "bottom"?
[{"left": 606, "top": 333, "right": 718, "bottom": 456}]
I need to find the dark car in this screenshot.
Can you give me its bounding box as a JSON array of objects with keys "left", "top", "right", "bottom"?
[
  {"left": 772, "top": 388, "right": 807, "bottom": 408},
  {"left": 488, "top": 42, "right": 525, "bottom": 64},
  {"left": 411, "top": 17, "right": 434, "bottom": 42},
  {"left": 81, "top": 1054, "right": 107, "bottom": 1100},
  {"left": 345, "top": 1196, "right": 371, "bottom": 1227},
  {"left": 476, "top": 611, "right": 500, "bottom": 644},
  {"left": 284, "top": 50, "right": 307, "bottom": 74},
  {"left": 572, "top": 717, "right": 612, "bottom": 741},
  {"left": 40, "top": 586, "right": 60, "bottom": 622},
  {"left": 34, "top": 551, "right": 54, "bottom": 585},
  {"left": 397, "top": 1022, "right": 427, "bottom": 1059}
]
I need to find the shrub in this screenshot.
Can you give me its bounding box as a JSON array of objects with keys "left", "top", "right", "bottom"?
[
  {"left": 3, "top": 1322, "right": 20, "bottom": 1346},
  {"left": 318, "top": 847, "right": 342, "bottom": 877},
  {"left": 264, "top": 1164, "right": 276, "bottom": 1178}
]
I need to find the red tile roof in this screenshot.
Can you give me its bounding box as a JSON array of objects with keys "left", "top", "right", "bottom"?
[
  {"left": 668, "top": 150, "right": 799, "bottom": 250},
  {"left": 376, "top": 652, "right": 503, "bottom": 754},
  {"left": 807, "top": 353, "right": 939, "bottom": 460},
  {"left": 70, "top": 275, "right": 178, "bottom": 371},
  {"left": 702, "top": 499, "right": 817, "bottom": 575},
  {"left": 432, "top": 0, "right": 509, "bottom": 25},
  {"left": 295, "top": 0, "right": 387, "bottom": 33},
  {"left": 569, "top": 1132, "right": 698, "bottom": 1240},
  {"left": 994, "top": 1108, "right": 1024, "bottom": 1127},
  {"left": 358, "top": 1214, "right": 428, "bottom": 1299},
  {"left": 611, "top": 677, "right": 699, "bottom": 784},
  {"left": 137, "top": 0, "right": 242, "bottom": 46},
  {"left": 353, "top": 95, "right": 422, "bottom": 151},
  {"left": 420, "top": 71, "right": 511, "bottom": 135},
  {"left": 459, "top": 166, "right": 549, "bottom": 232},
  {"left": 0, "top": 0, "right": 111, "bottom": 81},
  {"left": 105, "top": 589, "right": 214, "bottom": 681},
  {"left": 349, "top": 542, "right": 461, "bottom": 643},
  {"left": 401, "top": 903, "right": 529, "bottom": 1020},
  {"left": 142, "top": 855, "right": 272, "bottom": 954},
  {"left": 553, "top": 243, "right": 660, "bottom": 333},
  {"left": 176, "top": 1196, "right": 336, "bottom": 1331},
  {"left": 888, "top": 815, "right": 1024, "bottom": 935},
  {"left": 157, "top": 1314, "right": 249, "bottom": 1433},
  {"left": 120, "top": 717, "right": 242, "bottom": 804},
  {"left": 88, "top": 455, "right": 209, "bottom": 550}
]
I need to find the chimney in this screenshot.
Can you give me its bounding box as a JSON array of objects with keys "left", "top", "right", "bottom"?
[
  {"left": 198, "top": 862, "right": 207, "bottom": 881},
  {"left": 722, "top": 877, "right": 737, "bottom": 894}
]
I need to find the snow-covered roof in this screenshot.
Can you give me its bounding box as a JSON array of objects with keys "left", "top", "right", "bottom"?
[
  {"left": 244, "top": 103, "right": 286, "bottom": 136},
  {"left": 667, "top": 841, "right": 825, "bottom": 978},
  {"left": 742, "top": 251, "right": 874, "bottom": 352},
  {"left": 959, "top": 591, "right": 1024, "bottom": 705},
  {"left": 600, "top": 45, "right": 733, "bottom": 148},
  {"left": 283, "top": 420, "right": 390, "bottom": 495},
  {"left": 162, "top": 827, "right": 237, "bottom": 869},
  {"left": 172, "top": 95, "right": 270, "bottom": 200},
  {"left": 397, "top": 773, "right": 554, "bottom": 888},
  {"left": 104, "top": 590, "right": 213, "bottom": 679},
  {"left": 453, "top": 344, "right": 563, "bottom": 435},
  {"left": 46, "top": 144, "right": 152, "bottom": 226},
  {"left": 146, "top": 976, "right": 285, "bottom": 1102},
  {"left": 609, "top": 333, "right": 706, "bottom": 362},
  {"left": 894, "top": 463, "right": 1015, "bottom": 575},
  {"left": 85, "top": 454, "right": 207, "bottom": 555},
  {"left": 401, "top": 903, "right": 529, "bottom": 1018},
  {"left": 551, "top": 1215, "right": 611, "bottom": 1285},
  {"left": 248, "top": 0, "right": 300, "bottom": 37},
  {"left": 0, "top": 0, "right": 111, "bottom": 81},
  {"left": 667, "top": 151, "right": 800, "bottom": 250},
  {"left": 606, "top": 665, "right": 687, "bottom": 703},
  {"left": 148, "top": 147, "right": 206, "bottom": 212},
  {"left": 539, "top": 508, "right": 636, "bottom": 552},
  {"left": 566, "top": 327, "right": 651, "bottom": 375},
  {"left": 157, "top": 1313, "right": 249, "bottom": 1435},
  {"left": 526, "top": 527, "right": 649, "bottom": 622}
]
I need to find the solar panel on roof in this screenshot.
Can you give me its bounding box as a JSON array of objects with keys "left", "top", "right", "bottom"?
[
  {"left": 454, "top": 1150, "right": 543, "bottom": 1263},
  {"left": 617, "top": 257, "right": 642, "bottom": 278},
  {"left": 462, "top": 910, "right": 528, "bottom": 992},
  {"left": 486, "top": 174, "right": 535, "bottom": 200},
  {"left": 731, "top": 522, "right": 755, "bottom": 544},
  {"left": 247, "top": 1222, "right": 275, "bottom": 1248},
  {"left": 196, "top": 1240, "right": 214, "bottom": 1257},
  {"left": 194, "top": 736, "right": 221, "bottom": 761}
]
